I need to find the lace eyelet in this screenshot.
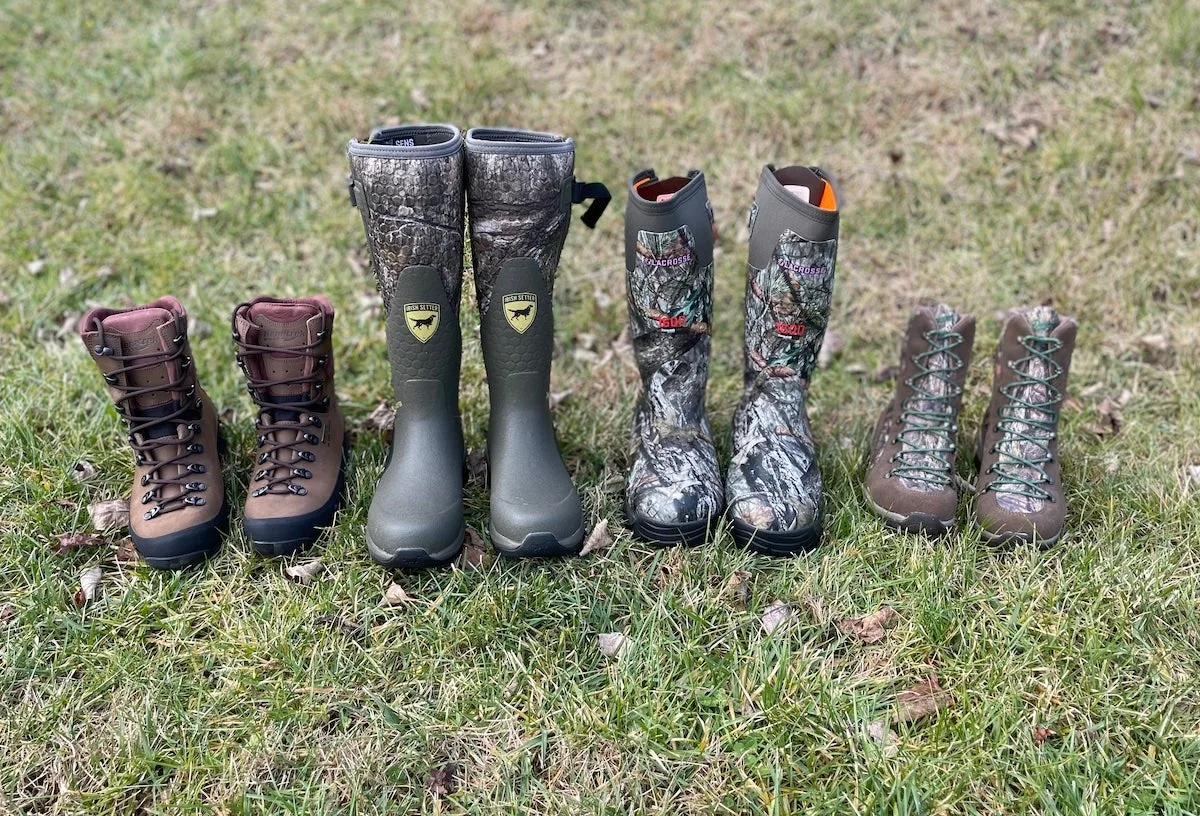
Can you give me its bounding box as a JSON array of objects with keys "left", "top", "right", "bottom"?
[
  {"left": 187, "top": 463, "right": 206, "bottom": 474},
  {"left": 185, "top": 482, "right": 206, "bottom": 492},
  {"left": 103, "top": 374, "right": 117, "bottom": 385},
  {"left": 144, "top": 505, "right": 161, "bottom": 520},
  {"left": 292, "top": 468, "right": 312, "bottom": 479},
  {"left": 299, "top": 451, "right": 315, "bottom": 462},
  {"left": 184, "top": 495, "right": 206, "bottom": 506},
  {"left": 303, "top": 433, "right": 319, "bottom": 445},
  {"left": 140, "top": 474, "right": 148, "bottom": 486},
  {"left": 188, "top": 422, "right": 201, "bottom": 434},
  {"left": 258, "top": 453, "right": 268, "bottom": 464},
  {"left": 141, "top": 491, "right": 154, "bottom": 504},
  {"left": 288, "top": 484, "right": 308, "bottom": 496},
  {"left": 254, "top": 469, "right": 269, "bottom": 481},
  {"left": 187, "top": 443, "right": 203, "bottom": 454}
]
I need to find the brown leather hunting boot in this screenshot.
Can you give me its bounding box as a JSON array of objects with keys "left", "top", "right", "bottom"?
[
  {"left": 864, "top": 305, "right": 975, "bottom": 535},
  {"left": 80, "top": 297, "right": 227, "bottom": 569},
  {"left": 973, "top": 306, "right": 1076, "bottom": 546},
  {"left": 233, "top": 296, "right": 346, "bottom": 555}
]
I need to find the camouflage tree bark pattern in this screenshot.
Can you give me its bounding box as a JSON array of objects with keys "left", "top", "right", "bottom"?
[
  {"left": 626, "top": 227, "right": 723, "bottom": 526},
  {"left": 347, "top": 147, "right": 464, "bottom": 312},
  {"left": 727, "top": 230, "right": 837, "bottom": 532},
  {"left": 466, "top": 150, "right": 573, "bottom": 316}
]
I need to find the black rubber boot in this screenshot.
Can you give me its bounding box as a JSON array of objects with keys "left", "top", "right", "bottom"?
[
  {"left": 623, "top": 169, "right": 723, "bottom": 547},
  {"left": 464, "top": 127, "right": 610, "bottom": 558},
  {"left": 348, "top": 124, "right": 467, "bottom": 568}
]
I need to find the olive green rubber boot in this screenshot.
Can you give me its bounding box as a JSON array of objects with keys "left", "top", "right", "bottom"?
[
  {"left": 348, "top": 124, "right": 466, "bottom": 568},
  {"left": 464, "top": 127, "right": 610, "bottom": 557}
]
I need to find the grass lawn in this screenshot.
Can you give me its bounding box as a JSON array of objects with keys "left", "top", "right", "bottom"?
[{"left": 2, "top": 0, "right": 1199, "bottom": 812}]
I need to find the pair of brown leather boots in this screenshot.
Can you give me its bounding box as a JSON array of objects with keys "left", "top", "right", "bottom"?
[
  {"left": 80, "top": 295, "right": 346, "bottom": 569},
  {"left": 865, "top": 305, "right": 1077, "bottom": 546}
]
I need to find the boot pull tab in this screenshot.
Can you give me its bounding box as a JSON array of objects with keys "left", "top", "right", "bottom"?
[{"left": 571, "top": 179, "right": 612, "bottom": 229}]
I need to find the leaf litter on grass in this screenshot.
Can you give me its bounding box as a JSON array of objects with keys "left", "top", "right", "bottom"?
[
  {"left": 88, "top": 499, "right": 129, "bottom": 532},
  {"left": 835, "top": 606, "right": 898, "bottom": 644},
  {"left": 579, "top": 517, "right": 612, "bottom": 557},
  {"left": 283, "top": 559, "right": 325, "bottom": 585}
]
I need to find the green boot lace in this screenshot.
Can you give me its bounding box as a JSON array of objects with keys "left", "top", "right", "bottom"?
[
  {"left": 985, "top": 333, "right": 1064, "bottom": 501},
  {"left": 889, "top": 323, "right": 966, "bottom": 486}
]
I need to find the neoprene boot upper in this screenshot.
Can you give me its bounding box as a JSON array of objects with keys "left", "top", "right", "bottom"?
[
  {"left": 79, "top": 297, "right": 227, "bottom": 569},
  {"left": 973, "top": 306, "right": 1076, "bottom": 546},
  {"left": 865, "top": 305, "right": 975, "bottom": 534},
  {"left": 464, "top": 126, "right": 609, "bottom": 557},
  {"left": 233, "top": 296, "right": 346, "bottom": 555},
  {"left": 348, "top": 123, "right": 467, "bottom": 568},
  {"left": 623, "top": 169, "right": 723, "bottom": 546},
  {"left": 726, "top": 165, "right": 839, "bottom": 555}
]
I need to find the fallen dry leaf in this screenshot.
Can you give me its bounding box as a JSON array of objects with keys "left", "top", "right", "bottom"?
[
  {"left": 548, "top": 389, "right": 573, "bottom": 410},
  {"left": 597, "top": 632, "right": 630, "bottom": 659},
  {"left": 466, "top": 449, "right": 488, "bottom": 482},
  {"left": 0, "top": 605, "right": 14, "bottom": 622},
  {"left": 761, "top": 600, "right": 796, "bottom": 635},
  {"left": 383, "top": 582, "right": 415, "bottom": 606},
  {"left": 74, "top": 565, "right": 103, "bottom": 606},
  {"left": 836, "top": 605, "right": 898, "bottom": 644},
  {"left": 361, "top": 402, "right": 395, "bottom": 434},
  {"left": 1084, "top": 396, "right": 1125, "bottom": 439},
  {"left": 724, "top": 570, "right": 752, "bottom": 609},
  {"left": 71, "top": 459, "right": 98, "bottom": 482},
  {"left": 316, "top": 614, "right": 363, "bottom": 637},
  {"left": 52, "top": 498, "right": 78, "bottom": 509},
  {"left": 427, "top": 762, "right": 458, "bottom": 795},
  {"left": 867, "top": 720, "right": 900, "bottom": 756},
  {"left": 1033, "top": 725, "right": 1052, "bottom": 745},
  {"left": 817, "top": 331, "right": 843, "bottom": 369},
  {"left": 283, "top": 559, "right": 325, "bottom": 586},
  {"left": 26, "top": 258, "right": 46, "bottom": 276},
  {"left": 1187, "top": 465, "right": 1200, "bottom": 489},
  {"left": 410, "top": 86, "right": 430, "bottom": 109},
  {"left": 892, "top": 675, "right": 954, "bottom": 724},
  {"left": 579, "top": 518, "right": 613, "bottom": 557},
  {"left": 192, "top": 206, "right": 218, "bottom": 221},
  {"left": 456, "top": 527, "right": 489, "bottom": 571},
  {"left": 89, "top": 499, "right": 129, "bottom": 532},
  {"left": 1138, "top": 333, "right": 1172, "bottom": 365},
  {"left": 53, "top": 532, "right": 106, "bottom": 556},
  {"left": 114, "top": 538, "right": 139, "bottom": 565}
]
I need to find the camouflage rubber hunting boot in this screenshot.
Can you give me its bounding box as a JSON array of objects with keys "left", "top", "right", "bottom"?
[
  {"left": 79, "top": 297, "right": 227, "bottom": 569},
  {"left": 623, "top": 169, "right": 722, "bottom": 546},
  {"left": 973, "top": 306, "right": 1076, "bottom": 546},
  {"left": 232, "top": 296, "right": 346, "bottom": 555},
  {"left": 726, "top": 165, "right": 839, "bottom": 555},
  {"left": 348, "top": 123, "right": 467, "bottom": 568},
  {"left": 864, "top": 305, "right": 975, "bottom": 535},
  {"left": 464, "top": 127, "right": 610, "bottom": 557}
]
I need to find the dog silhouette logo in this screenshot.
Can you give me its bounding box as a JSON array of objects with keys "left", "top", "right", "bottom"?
[
  {"left": 502, "top": 293, "right": 537, "bottom": 334},
  {"left": 403, "top": 302, "right": 440, "bottom": 343}
]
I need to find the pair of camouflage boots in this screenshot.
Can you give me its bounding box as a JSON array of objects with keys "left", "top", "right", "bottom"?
[
  {"left": 347, "top": 125, "right": 609, "bottom": 568},
  {"left": 865, "top": 304, "right": 1077, "bottom": 545},
  {"left": 81, "top": 296, "right": 347, "bottom": 569},
  {"left": 624, "top": 165, "right": 839, "bottom": 555}
]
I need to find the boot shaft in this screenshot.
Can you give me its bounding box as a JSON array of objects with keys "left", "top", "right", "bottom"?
[
  {"left": 348, "top": 124, "right": 465, "bottom": 311},
  {"left": 624, "top": 169, "right": 716, "bottom": 421},
  {"left": 742, "top": 165, "right": 839, "bottom": 385},
  {"left": 464, "top": 127, "right": 577, "bottom": 317}
]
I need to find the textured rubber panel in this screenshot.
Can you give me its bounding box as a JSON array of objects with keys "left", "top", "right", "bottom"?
[
  {"left": 626, "top": 506, "right": 711, "bottom": 548},
  {"left": 366, "top": 265, "right": 466, "bottom": 567},
  {"left": 730, "top": 517, "right": 822, "bottom": 556},
  {"left": 480, "top": 258, "right": 583, "bottom": 555}
]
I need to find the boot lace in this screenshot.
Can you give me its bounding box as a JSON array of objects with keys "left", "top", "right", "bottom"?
[
  {"left": 985, "top": 334, "right": 1063, "bottom": 501},
  {"left": 888, "top": 327, "right": 965, "bottom": 486},
  {"left": 233, "top": 320, "right": 330, "bottom": 498},
  {"left": 90, "top": 317, "right": 208, "bottom": 521}
]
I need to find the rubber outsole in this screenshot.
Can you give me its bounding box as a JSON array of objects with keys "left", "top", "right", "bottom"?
[
  {"left": 730, "top": 517, "right": 822, "bottom": 556},
  {"left": 977, "top": 525, "right": 1062, "bottom": 549},
  {"left": 245, "top": 466, "right": 347, "bottom": 557},
  {"left": 865, "top": 494, "right": 955, "bottom": 537},
  {"left": 366, "top": 524, "right": 465, "bottom": 570},
  {"left": 135, "top": 500, "right": 229, "bottom": 570},
  {"left": 490, "top": 523, "right": 583, "bottom": 559},
  {"left": 626, "top": 508, "right": 712, "bottom": 548}
]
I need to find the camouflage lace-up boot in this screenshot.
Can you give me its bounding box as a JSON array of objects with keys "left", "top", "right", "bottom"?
[
  {"left": 79, "top": 297, "right": 227, "bottom": 569},
  {"left": 974, "top": 306, "right": 1076, "bottom": 546},
  {"left": 348, "top": 123, "right": 467, "bottom": 568},
  {"left": 464, "top": 126, "right": 609, "bottom": 558},
  {"left": 623, "top": 169, "right": 722, "bottom": 546},
  {"left": 864, "top": 305, "right": 975, "bottom": 534},
  {"left": 726, "top": 165, "right": 839, "bottom": 555},
  {"left": 233, "top": 296, "right": 346, "bottom": 555}
]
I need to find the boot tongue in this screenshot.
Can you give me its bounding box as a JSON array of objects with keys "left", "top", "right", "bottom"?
[
  {"left": 245, "top": 302, "right": 322, "bottom": 424},
  {"left": 1026, "top": 305, "right": 1061, "bottom": 336},
  {"left": 100, "top": 308, "right": 184, "bottom": 437}
]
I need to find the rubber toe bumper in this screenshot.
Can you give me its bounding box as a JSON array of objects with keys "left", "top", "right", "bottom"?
[
  {"left": 366, "top": 499, "right": 465, "bottom": 569},
  {"left": 133, "top": 501, "right": 229, "bottom": 570},
  {"left": 730, "top": 517, "right": 822, "bottom": 556},
  {"left": 244, "top": 470, "right": 346, "bottom": 557}
]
